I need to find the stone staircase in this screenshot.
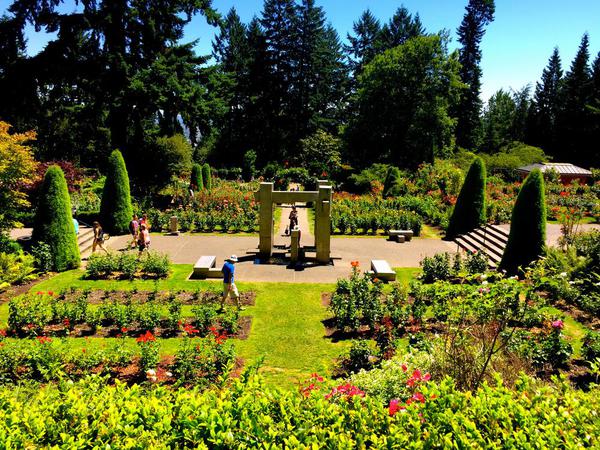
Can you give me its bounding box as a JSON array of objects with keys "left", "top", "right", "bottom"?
[
  {"left": 77, "top": 225, "right": 95, "bottom": 259},
  {"left": 454, "top": 224, "right": 509, "bottom": 268}
]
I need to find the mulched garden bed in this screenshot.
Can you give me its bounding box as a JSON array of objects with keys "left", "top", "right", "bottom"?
[
  {"left": 0, "top": 272, "right": 54, "bottom": 304},
  {"left": 72, "top": 289, "right": 256, "bottom": 307}
]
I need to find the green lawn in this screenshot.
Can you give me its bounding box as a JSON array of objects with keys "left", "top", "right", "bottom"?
[{"left": 6, "top": 265, "right": 350, "bottom": 388}]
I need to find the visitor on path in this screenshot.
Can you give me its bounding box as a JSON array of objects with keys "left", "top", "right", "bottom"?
[
  {"left": 137, "top": 224, "right": 150, "bottom": 256},
  {"left": 221, "top": 255, "right": 240, "bottom": 310},
  {"left": 72, "top": 217, "right": 79, "bottom": 236},
  {"left": 140, "top": 214, "right": 150, "bottom": 231},
  {"left": 92, "top": 221, "right": 108, "bottom": 254},
  {"left": 289, "top": 205, "right": 298, "bottom": 231},
  {"left": 129, "top": 214, "right": 139, "bottom": 249}
]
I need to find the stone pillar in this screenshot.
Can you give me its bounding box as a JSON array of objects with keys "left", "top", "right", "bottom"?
[
  {"left": 169, "top": 216, "right": 179, "bottom": 236},
  {"left": 315, "top": 184, "right": 332, "bottom": 263},
  {"left": 290, "top": 227, "right": 300, "bottom": 263},
  {"left": 257, "top": 182, "right": 274, "bottom": 257}
]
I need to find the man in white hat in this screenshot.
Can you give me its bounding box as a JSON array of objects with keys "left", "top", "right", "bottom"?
[{"left": 221, "top": 255, "right": 240, "bottom": 310}]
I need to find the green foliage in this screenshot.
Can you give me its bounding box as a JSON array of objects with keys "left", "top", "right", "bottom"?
[
  {"left": 0, "top": 251, "right": 36, "bottom": 291},
  {"left": 31, "top": 166, "right": 80, "bottom": 272},
  {"left": 190, "top": 164, "right": 203, "bottom": 190},
  {"left": 480, "top": 142, "right": 547, "bottom": 176},
  {"left": 202, "top": 163, "right": 212, "bottom": 190},
  {"left": 0, "top": 375, "right": 597, "bottom": 446},
  {"left": 347, "top": 34, "right": 462, "bottom": 169},
  {"left": 346, "top": 164, "right": 390, "bottom": 193},
  {"left": 382, "top": 166, "right": 401, "bottom": 198},
  {"left": 446, "top": 157, "right": 487, "bottom": 239},
  {"left": 297, "top": 130, "right": 342, "bottom": 178},
  {"left": 99, "top": 150, "right": 133, "bottom": 235},
  {"left": 242, "top": 150, "right": 257, "bottom": 181},
  {"left": 500, "top": 169, "right": 547, "bottom": 275},
  {"left": 85, "top": 251, "right": 171, "bottom": 280},
  {"left": 583, "top": 331, "right": 600, "bottom": 363},
  {"left": 148, "top": 134, "right": 194, "bottom": 190}
]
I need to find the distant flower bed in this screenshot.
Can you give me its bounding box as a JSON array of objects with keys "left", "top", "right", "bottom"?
[{"left": 85, "top": 251, "right": 171, "bottom": 280}]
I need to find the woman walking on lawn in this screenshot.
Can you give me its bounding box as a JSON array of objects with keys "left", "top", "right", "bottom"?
[{"left": 92, "top": 221, "right": 109, "bottom": 254}]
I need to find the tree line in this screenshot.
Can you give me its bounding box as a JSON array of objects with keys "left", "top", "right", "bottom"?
[{"left": 0, "top": 0, "right": 598, "bottom": 187}]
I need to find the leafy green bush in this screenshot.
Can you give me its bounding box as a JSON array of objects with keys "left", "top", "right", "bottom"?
[
  {"left": 0, "top": 251, "right": 36, "bottom": 290},
  {"left": 583, "top": 331, "right": 600, "bottom": 363},
  {"left": 0, "top": 233, "right": 21, "bottom": 255},
  {"left": 31, "top": 165, "right": 80, "bottom": 271},
  {"left": 500, "top": 168, "right": 546, "bottom": 275},
  {"left": 202, "top": 163, "right": 212, "bottom": 190},
  {"left": 383, "top": 166, "right": 402, "bottom": 198},
  {"left": 0, "top": 374, "right": 597, "bottom": 447},
  {"left": 446, "top": 157, "right": 487, "bottom": 239},
  {"left": 99, "top": 150, "right": 133, "bottom": 235},
  {"left": 190, "top": 163, "right": 203, "bottom": 190},
  {"left": 30, "top": 241, "right": 53, "bottom": 273},
  {"left": 420, "top": 253, "right": 453, "bottom": 283},
  {"left": 85, "top": 251, "right": 170, "bottom": 279},
  {"left": 140, "top": 252, "right": 170, "bottom": 278}
]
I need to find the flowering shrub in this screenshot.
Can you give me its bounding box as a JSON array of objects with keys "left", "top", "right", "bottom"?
[
  {"left": 137, "top": 331, "right": 159, "bottom": 373},
  {"left": 0, "top": 374, "right": 596, "bottom": 447},
  {"left": 85, "top": 251, "right": 171, "bottom": 279}
]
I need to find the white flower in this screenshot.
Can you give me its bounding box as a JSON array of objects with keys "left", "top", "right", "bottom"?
[
  {"left": 559, "top": 272, "right": 567, "bottom": 277},
  {"left": 568, "top": 281, "right": 575, "bottom": 285},
  {"left": 482, "top": 281, "right": 488, "bottom": 286},
  {"left": 481, "top": 274, "right": 487, "bottom": 280},
  {"left": 146, "top": 369, "right": 156, "bottom": 377},
  {"left": 165, "top": 371, "right": 173, "bottom": 377},
  {"left": 510, "top": 275, "right": 519, "bottom": 280},
  {"left": 67, "top": 380, "right": 74, "bottom": 385}
]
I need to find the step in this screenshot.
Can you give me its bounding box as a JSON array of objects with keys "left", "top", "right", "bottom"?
[
  {"left": 487, "top": 224, "right": 510, "bottom": 239},
  {"left": 469, "top": 230, "right": 506, "bottom": 258},
  {"left": 478, "top": 225, "right": 508, "bottom": 245},
  {"left": 455, "top": 235, "right": 501, "bottom": 264},
  {"left": 472, "top": 228, "right": 507, "bottom": 250}
]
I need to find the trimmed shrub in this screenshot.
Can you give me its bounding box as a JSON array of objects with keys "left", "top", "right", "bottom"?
[
  {"left": 190, "top": 164, "right": 203, "bottom": 191},
  {"left": 99, "top": 150, "right": 133, "bottom": 234},
  {"left": 383, "top": 166, "right": 401, "bottom": 198},
  {"left": 500, "top": 168, "right": 546, "bottom": 275},
  {"left": 202, "top": 163, "right": 212, "bottom": 190},
  {"left": 31, "top": 166, "right": 80, "bottom": 272},
  {"left": 446, "top": 157, "right": 486, "bottom": 239}
]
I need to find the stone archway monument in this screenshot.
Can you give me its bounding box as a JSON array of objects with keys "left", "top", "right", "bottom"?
[{"left": 255, "top": 181, "right": 332, "bottom": 264}]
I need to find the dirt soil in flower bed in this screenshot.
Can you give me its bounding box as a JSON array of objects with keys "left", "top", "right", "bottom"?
[
  {"left": 553, "top": 298, "right": 600, "bottom": 330},
  {"left": 77, "top": 289, "right": 256, "bottom": 307},
  {"left": 0, "top": 273, "right": 54, "bottom": 304},
  {"left": 32, "top": 316, "right": 253, "bottom": 340}
]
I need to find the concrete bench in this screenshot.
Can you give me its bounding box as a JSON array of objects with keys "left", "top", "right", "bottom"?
[
  {"left": 370, "top": 259, "right": 396, "bottom": 282},
  {"left": 192, "top": 256, "right": 223, "bottom": 279},
  {"left": 388, "top": 230, "right": 413, "bottom": 242}
]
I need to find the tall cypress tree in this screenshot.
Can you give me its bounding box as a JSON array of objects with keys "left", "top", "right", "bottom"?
[
  {"left": 499, "top": 169, "right": 546, "bottom": 275},
  {"left": 556, "top": 34, "right": 592, "bottom": 165},
  {"left": 529, "top": 48, "right": 563, "bottom": 155},
  {"left": 345, "top": 9, "right": 381, "bottom": 76},
  {"left": 379, "top": 7, "right": 425, "bottom": 50},
  {"left": 32, "top": 165, "right": 80, "bottom": 272},
  {"left": 455, "top": 0, "right": 495, "bottom": 150},
  {"left": 99, "top": 150, "right": 133, "bottom": 235},
  {"left": 446, "top": 157, "right": 487, "bottom": 240},
  {"left": 589, "top": 52, "right": 600, "bottom": 167}
]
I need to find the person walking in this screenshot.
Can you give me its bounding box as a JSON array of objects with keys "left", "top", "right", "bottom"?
[
  {"left": 220, "top": 255, "right": 240, "bottom": 310},
  {"left": 92, "top": 221, "right": 108, "bottom": 254},
  {"left": 289, "top": 205, "right": 298, "bottom": 231},
  {"left": 129, "top": 214, "right": 139, "bottom": 249},
  {"left": 137, "top": 224, "right": 150, "bottom": 256}
]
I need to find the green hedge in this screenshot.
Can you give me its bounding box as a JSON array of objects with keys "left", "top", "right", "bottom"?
[
  {"left": 383, "top": 166, "right": 401, "bottom": 198},
  {"left": 99, "top": 150, "right": 133, "bottom": 234},
  {"left": 31, "top": 166, "right": 80, "bottom": 272},
  {"left": 500, "top": 168, "right": 546, "bottom": 275},
  {"left": 0, "top": 375, "right": 597, "bottom": 447},
  {"left": 202, "top": 163, "right": 212, "bottom": 190},
  {"left": 191, "top": 164, "right": 203, "bottom": 190},
  {"left": 446, "top": 157, "right": 486, "bottom": 239}
]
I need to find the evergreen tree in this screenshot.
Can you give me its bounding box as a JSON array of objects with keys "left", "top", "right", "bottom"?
[
  {"left": 556, "top": 34, "right": 593, "bottom": 165},
  {"left": 379, "top": 7, "right": 425, "bottom": 50},
  {"left": 481, "top": 90, "right": 516, "bottom": 153},
  {"left": 202, "top": 163, "right": 212, "bottom": 190},
  {"left": 529, "top": 48, "right": 563, "bottom": 155},
  {"left": 446, "top": 157, "right": 487, "bottom": 240},
  {"left": 99, "top": 150, "right": 133, "bottom": 235},
  {"left": 383, "top": 166, "right": 402, "bottom": 198},
  {"left": 32, "top": 165, "right": 80, "bottom": 272},
  {"left": 455, "top": 0, "right": 495, "bottom": 150},
  {"left": 345, "top": 9, "right": 381, "bottom": 76},
  {"left": 191, "top": 164, "right": 203, "bottom": 191},
  {"left": 589, "top": 52, "right": 600, "bottom": 167},
  {"left": 499, "top": 169, "right": 546, "bottom": 275}
]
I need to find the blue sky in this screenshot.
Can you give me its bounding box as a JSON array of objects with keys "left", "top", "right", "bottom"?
[{"left": 2, "top": 0, "right": 599, "bottom": 100}]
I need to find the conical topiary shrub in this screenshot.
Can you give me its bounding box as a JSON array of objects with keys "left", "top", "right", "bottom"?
[
  {"left": 383, "top": 166, "right": 401, "bottom": 198},
  {"left": 202, "top": 163, "right": 212, "bottom": 190},
  {"left": 445, "top": 157, "right": 486, "bottom": 240},
  {"left": 499, "top": 169, "right": 546, "bottom": 275},
  {"left": 100, "top": 150, "right": 133, "bottom": 234},
  {"left": 191, "top": 164, "right": 204, "bottom": 191},
  {"left": 32, "top": 165, "right": 80, "bottom": 271}
]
